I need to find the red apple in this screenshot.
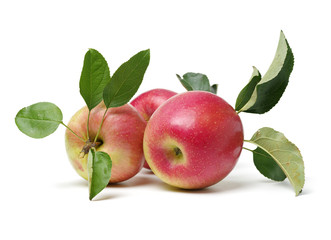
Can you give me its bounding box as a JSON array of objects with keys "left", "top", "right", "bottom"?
[
  {"left": 65, "top": 102, "right": 146, "bottom": 183},
  {"left": 131, "top": 88, "right": 177, "bottom": 169},
  {"left": 143, "top": 91, "right": 244, "bottom": 189}
]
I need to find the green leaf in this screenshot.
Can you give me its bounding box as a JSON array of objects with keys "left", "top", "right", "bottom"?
[
  {"left": 237, "top": 31, "right": 294, "bottom": 114},
  {"left": 176, "top": 73, "right": 212, "bottom": 92},
  {"left": 177, "top": 73, "right": 210, "bottom": 91},
  {"left": 103, "top": 49, "right": 150, "bottom": 108},
  {"left": 177, "top": 73, "right": 218, "bottom": 94},
  {"left": 88, "top": 148, "right": 112, "bottom": 200},
  {"left": 15, "top": 102, "right": 63, "bottom": 138},
  {"left": 247, "top": 127, "right": 304, "bottom": 196},
  {"left": 80, "top": 49, "right": 111, "bottom": 111},
  {"left": 253, "top": 147, "right": 286, "bottom": 181},
  {"left": 235, "top": 66, "right": 261, "bottom": 111}
]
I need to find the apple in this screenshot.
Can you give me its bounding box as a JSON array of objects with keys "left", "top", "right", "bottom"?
[
  {"left": 143, "top": 91, "right": 244, "bottom": 189},
  {"left": 131, "top": 88, "right": 177, "bottom": 121},
  {"left": 65, "top": 102, "right": 146, "bottom": 183},
  {"left": 131, "top": 88, "right": 177, "bottom": 169}
]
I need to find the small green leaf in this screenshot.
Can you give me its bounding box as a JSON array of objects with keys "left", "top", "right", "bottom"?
[
  {"left": 247, "top": 127, "right": 304, "bottom": 196},
  {"left": 88, "top": 148, "right": 112, "bottom": 200},
  {"left": 80, "top": 49, "right": 111, "bottom": 111},
  {"left": 235, "top": 66, "right": 261, "bottom": 111},
  {"left": 103, "top": 49, "right": 150, "bottom": 108},
  {"left": 177, "top": 73, "right": 211, "bottom": 92},
  {"left": 177, "top": 73, "right": 218, "bottom": 94},
  {"left": 253, "top": 147, "right": 286, "bottom": 181},
  {"left": 237, "top": 31, "right": 294, "bottom": 114},
  {"left": 15, "top": 102, "right": 63, "bottom": 138}
]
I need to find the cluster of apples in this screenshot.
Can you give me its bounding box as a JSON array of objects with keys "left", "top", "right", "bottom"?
[
  {"left": 16, "top": 31, "right": 305, "bottom": 199},
  {"left": 66, "top": 87, "right": 243, "bottom": 189}
]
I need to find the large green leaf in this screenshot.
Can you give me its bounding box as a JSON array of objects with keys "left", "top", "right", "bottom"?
[
  {"left": 15, "top": 102, "right": 63, "bottom": 138},
  {"left": 176, "top": 72, "right": 218, "bottom": 94},
  {"left": 237, "top": 31, "right": 294, "bottom": 114},
  {"left": 247, "top": 127, "right": 304, "bottom": 196},
  {"left": 235, "top": 66, "right": 261, "bottom": 111},
  {"left": 103, "top": 49, "right": 150, "bottom": 108},
  {"left": 80, "top": 49, "right": 111, "bottom": 111},
  {"left": 88, "top": 149, "right": 112, "bottom": 200}
]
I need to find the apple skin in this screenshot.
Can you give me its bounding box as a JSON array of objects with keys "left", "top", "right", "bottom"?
[
  {"left": 131, "top": 88, "right": 177, "bottom": 121},
  {"left": 65, "top": 102, "right": 146, "bottom": 183},
  {"left": 143, "top": 91, "right": 244, "bottom": 189},
  {"left": 131, "top": 88, "right": 177, "bottom": 169}
]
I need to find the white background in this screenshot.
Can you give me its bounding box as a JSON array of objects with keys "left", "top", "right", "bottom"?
[{"left": 1, "top": 0, "right": 330, "bottom": 239}]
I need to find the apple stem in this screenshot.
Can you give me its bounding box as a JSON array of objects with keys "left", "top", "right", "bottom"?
[
  {"left": 93, "top": 108, "right": 108, "bottom": 144},
  {"left": 87, "top": 110, "right": 91, "bottom": 140},
  {"left": 61, "top": 122, "right": 86, "bottom": 143},
  {"left": 174, "top": 147, "right": 182, "bottom": 156}
]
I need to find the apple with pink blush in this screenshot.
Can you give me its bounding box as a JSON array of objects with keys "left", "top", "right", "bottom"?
[
  {"left": 143, "top": 91, "right": 244, "bottom": 189},
  {"left": 65, "top": 102, "right": 146, "bottom": 183},
  {"left": 131, "top": 88, "right": 177, "bottom": 169}
]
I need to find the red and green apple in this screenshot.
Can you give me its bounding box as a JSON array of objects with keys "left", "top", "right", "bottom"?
[
  {"left": 65, "top": 102, "right": 146, "bottom": 183},
  {"left": 131, "top": 88, "right": 177, "bottom": 169},
  {"left": 143, "top": 91, "right": 244, "bottom": 189}
]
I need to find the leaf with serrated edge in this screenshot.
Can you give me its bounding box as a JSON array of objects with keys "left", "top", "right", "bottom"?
[
  {"left": 235, "top": 66, "right": 261, "bottom": 111},
  {"left": 247, "top": 127, "right": 304, "bottom": 196},
  {"left": 103, "top": 49, "right": 150, "bottom": 108},
  {"left": 239, "top": 31, "right": 294, "bottom": 114},
  {"left": 88, "top": 148, "right": 112, "bottom": 200},
  {"left": 15, "top": 102, "right": 63, "bottom": 138}
]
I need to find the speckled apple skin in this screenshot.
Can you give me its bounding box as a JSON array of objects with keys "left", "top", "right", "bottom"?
[
  {"left": 131, "top": 88, "right": 177, "bottom": 169},
  {"left": 65, "top": 103, "right": 146, "bottom": 183},
  {"left": 143, "top": 91, "right": 244, "bottom": 189}
]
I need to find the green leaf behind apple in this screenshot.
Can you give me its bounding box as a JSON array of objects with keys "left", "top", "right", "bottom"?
[{"left": 176, "top": 72, "right": 218, "bottom": 94}]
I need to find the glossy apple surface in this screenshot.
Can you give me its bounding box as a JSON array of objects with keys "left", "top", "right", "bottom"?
[
  {"left": 143, "top": 91, "right": 244, "bottom": 189},
  {"left": 131, "top": 88, "right": 177, "bottom": 169},
  {"left": 65, "top": 102, "right": 146, "bottom": 183}
]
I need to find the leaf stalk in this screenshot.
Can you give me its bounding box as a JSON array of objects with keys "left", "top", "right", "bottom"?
[
  {"left": 87, "top": 110, "right": 91, "bottom": 140},
  {"left": 61, "top": 122, "right": 86, "bottom": 143},
  {"left": 93, "top": 108, "right": 108, "bottom": 144}
]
